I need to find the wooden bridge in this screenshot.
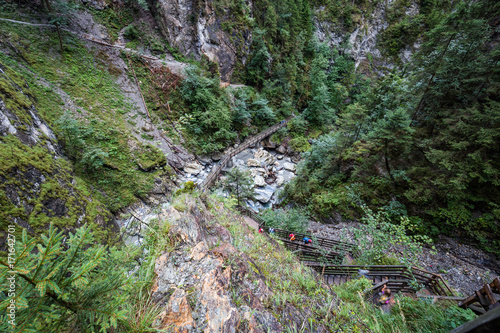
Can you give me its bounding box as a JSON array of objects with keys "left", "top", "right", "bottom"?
[{"left": 199, "top": 116, "right": 294, "bottom": 189}]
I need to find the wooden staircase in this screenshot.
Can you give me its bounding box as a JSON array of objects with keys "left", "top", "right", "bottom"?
[
  {"left": 459, "top": 277, "right": 500, "bottom": 314},
  {"left": 239, "top": 207, "right": 455, "bottom": 297}
]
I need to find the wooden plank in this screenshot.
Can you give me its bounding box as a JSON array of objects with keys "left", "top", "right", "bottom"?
[
  {"left": 484, "top": 284, "right": 497, "bottom": 306},
  {"left": 476, "top": 290, "right": 490, "bottom": 308},
  {"left": 468, "top": 304, "right": 487, "bottom": 315}
]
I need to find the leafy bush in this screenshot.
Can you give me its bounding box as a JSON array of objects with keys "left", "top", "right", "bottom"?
[
  {"left": 260, "top": 207, "right": 309, "bottom": 233},
  {"left": 123, "top": 24, "right": 139, "bottom": 40},
  {"left": 289, "top": 136, "right": 311, "bottom": 153}
]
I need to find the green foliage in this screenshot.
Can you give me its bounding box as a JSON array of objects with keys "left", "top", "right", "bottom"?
[
  {"left": 222, "top": 168, "right": 254, "bottom": 206},
  {"left": 0, "top": 224, "right": 131, "bottom": 332},
  {"left": 332, "top": 279, "right": 476, "bottom": 333},
  {"left": 260, "top": 207, "right": 309, "bottom": 233},
  {"left": 289, "top": 136, "right": 310, "bottom": 153},
  {"left": 123, "top": 24, "right": 139, "bottom": 40},
  {"left": 180, "top": 66, "right": 236, "bottom": 153},
  {"left": 350, "top": 204, "right": 432, "bottom": 266}
]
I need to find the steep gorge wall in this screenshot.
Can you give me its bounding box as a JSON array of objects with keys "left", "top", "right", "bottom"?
[
  {"left": 150, "top": 0, "right": 420, "bottom": 81},
  {"left": 0, "top": 64, "right": 117, "bottom": 249},
  {"left": 150, "top": 0, "right": 253, "bottom": 82}
]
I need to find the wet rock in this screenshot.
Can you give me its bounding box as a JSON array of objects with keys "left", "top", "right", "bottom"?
[
  {"left": 189, "top": 241, "right": 209, "bottom": 261},
  {"left": 254, "top": 185, "right": 276, "bottom": 203},
  {"left": 276, "top": 176, "right": 285, "bottom": 187},
  {"left": 291, "top": 155, "right": 301, "bottom": 164},
  {"left": 254, "top": 175, "right": 266, "bottom": 187},
  {"left": 211, "top": 153, "right": 222, "bottom": 161},
  {"left": 197, "top": 155, "right": 212, "bottom": 166},
  {"left": 283, "top": 162, "right": 296, "bottom": 172},
  {"left": 247, "top": 158, "right": 261, "bottom": 167},
  {"left": 199, "top": 259, "right": 240, "bottom": 332},
  {"left": 261, "top": 138, "right": 277, "bottom": 149},
  {"left": 276, "top": 145, "right": 286, "bottom": 154},
  {"left": 254, "top": 148, "right": 276, "bottom": 166},
  {"left": 184, "top": 163, "right": 203, "bottom": 175},
  {"left": 276, "top": 154, "right": 284, "bottom": 160}
]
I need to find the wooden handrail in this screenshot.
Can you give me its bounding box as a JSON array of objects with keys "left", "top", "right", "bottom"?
[{"left": 199, "top": 116, "right": 294, "bottom": 189}]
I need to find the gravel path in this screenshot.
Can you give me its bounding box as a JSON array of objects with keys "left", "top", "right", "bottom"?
[{"left": 308, "top": 221, "right": 500, "bottom": 297}]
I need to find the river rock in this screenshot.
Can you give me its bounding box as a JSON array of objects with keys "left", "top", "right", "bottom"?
[
  {"left": 254, "top": 186, "right": 276, "bottom": 203},
  {"left": 211, "top": 153, "right": 222, "bottom": 161},
  {"left": 254, "top": 148, "right": 276, "bottom": 165},
  {"left": 254, "top": 175, "right": 266, "bottom": 187},
  {"left": 283, "top": 162, "right": 296, "bottom": 172},
  {"left": 197, "top": 155, "right": 212, "bottom": 166},
  {"left": 276, "top": 154, "right": 284, "bottom": 160},
  {"left": 291, "top": 155, "right": 301, "bottom": 163},
  {"left": 184, "top": 162, "right": 203, "bottom": 175},
  {"left": 247, "top": 158, "right": 261, "bottom": 167},
  {"left": 276, "top": 176, "right": 285, "bottom": 187},
  {"left": 276, "top": 145, "right": 286, "bottom": 154},
  {"left": 261, "top": 138, "right": 277, "bottom": 149}
]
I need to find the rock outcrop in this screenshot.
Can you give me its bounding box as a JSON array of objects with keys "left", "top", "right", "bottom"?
[
  {"left": 151, "top": 196, "right": 285, "bottom": 332},
  {"left": 0, "top": 64, "right": 117, "bottom": 248},
  {"left": 314, "top": 1, "right": 421, "bottom": 69},
  {"left": 151, "top": 0, "right": 252, "bottom": 81}
]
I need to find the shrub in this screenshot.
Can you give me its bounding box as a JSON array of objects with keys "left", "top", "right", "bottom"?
[{"left": 260, "top": 207, "right": 309, "bottom": 233}]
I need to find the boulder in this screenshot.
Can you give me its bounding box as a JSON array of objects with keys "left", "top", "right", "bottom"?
[
  {"left": 261, "top": 138, "right": 277, "bottom": 149},
  {"left": 184, "top": 163, "right": 203, "bottom": 175},
  {"left": 291, "top": 154, "right": 301, "bottom": 164},
  {"left": 254, "top": 148, "right": 276, "bottom": 166},
  {"left": 283, "top": 162, "right": 296, "bottom": 172},
  {"left": 247, "top": 158, "right": 261, "bottom": 167},
  {"left": 254, "top": 186, "right": 275, "bottom": 203},
  {"left": 276, "top": 155, "right": 284, "bottom": 160},
  {"left": 276, "top": 145, "right": 286, "bottom": 154},
  {"left": 197, "top": 155, "right": 212, "bottom": 166},
  {"left": 254, "top": 175, "right": 266, "bottom": 187},
  {"left": 276, "top": 176, "right": 285, "bottom": 187},
  {"left": 211, "top": 153, "right": 222, "bottom": 161}
]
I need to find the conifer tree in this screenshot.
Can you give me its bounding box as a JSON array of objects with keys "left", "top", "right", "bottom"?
[
  {"left": 0, "top": 224, "right": 130, "bottom": 332},
  {"left": 222, "top": 168, "right": 255, "bottom": 206}
]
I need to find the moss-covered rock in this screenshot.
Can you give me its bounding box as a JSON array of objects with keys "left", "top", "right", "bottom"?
[{"left": 0, "top": 63, "right": 117, "bottom": 254}]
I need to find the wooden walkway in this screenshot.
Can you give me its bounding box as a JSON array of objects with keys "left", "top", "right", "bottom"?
[
  {"left": 459, "top": 277, "right": 500, "bottom": 314},
  {"left": 199, "top": 116, "right": 293, "bottom": 189},
  {"left": 239, "top": 207, "right": 455, "bottom": 297}
]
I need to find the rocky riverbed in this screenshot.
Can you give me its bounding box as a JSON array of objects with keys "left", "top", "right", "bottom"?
[{"left": 180, "top": 145, "right": 299, "bottom": 211}]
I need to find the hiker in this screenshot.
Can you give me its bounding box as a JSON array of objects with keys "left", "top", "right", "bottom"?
[
  {"left": 378, "top": 284, "right": 392, "bottom": 305},
  {"left": 258, "top": 228, "right": 263, "bottom": 233},
  {"left": 269, "top": 227, "right": 275, "bottom": 234},
  {"left": 289, "top": 233, "right": 296, "bottom": 241},
  {"left": 302, "top": 237, "right": 312, "bottom": 244}
]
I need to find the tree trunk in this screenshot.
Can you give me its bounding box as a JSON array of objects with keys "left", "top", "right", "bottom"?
[
  {"left": 384, "top": 139, "right": 395, "bottom": 182},
  {"left": 56, "top": 23, "right": 63, "bottom": 52}
]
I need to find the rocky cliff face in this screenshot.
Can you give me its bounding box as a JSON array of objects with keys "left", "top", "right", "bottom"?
[
  {"left": 150, "top": 0, "right": 420, "bottom": 80},
  {"left": 0, "top": 64, "right": 116, "bottom": 249},
  {"left": 151, "top": 0, "right": 252, "bottom": 82},
  {"left": 149, "top": 195, "right": 332, "bottom": 332},
  {"left": 315, "top": 0, "right": 421, "bottom": 70}
]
